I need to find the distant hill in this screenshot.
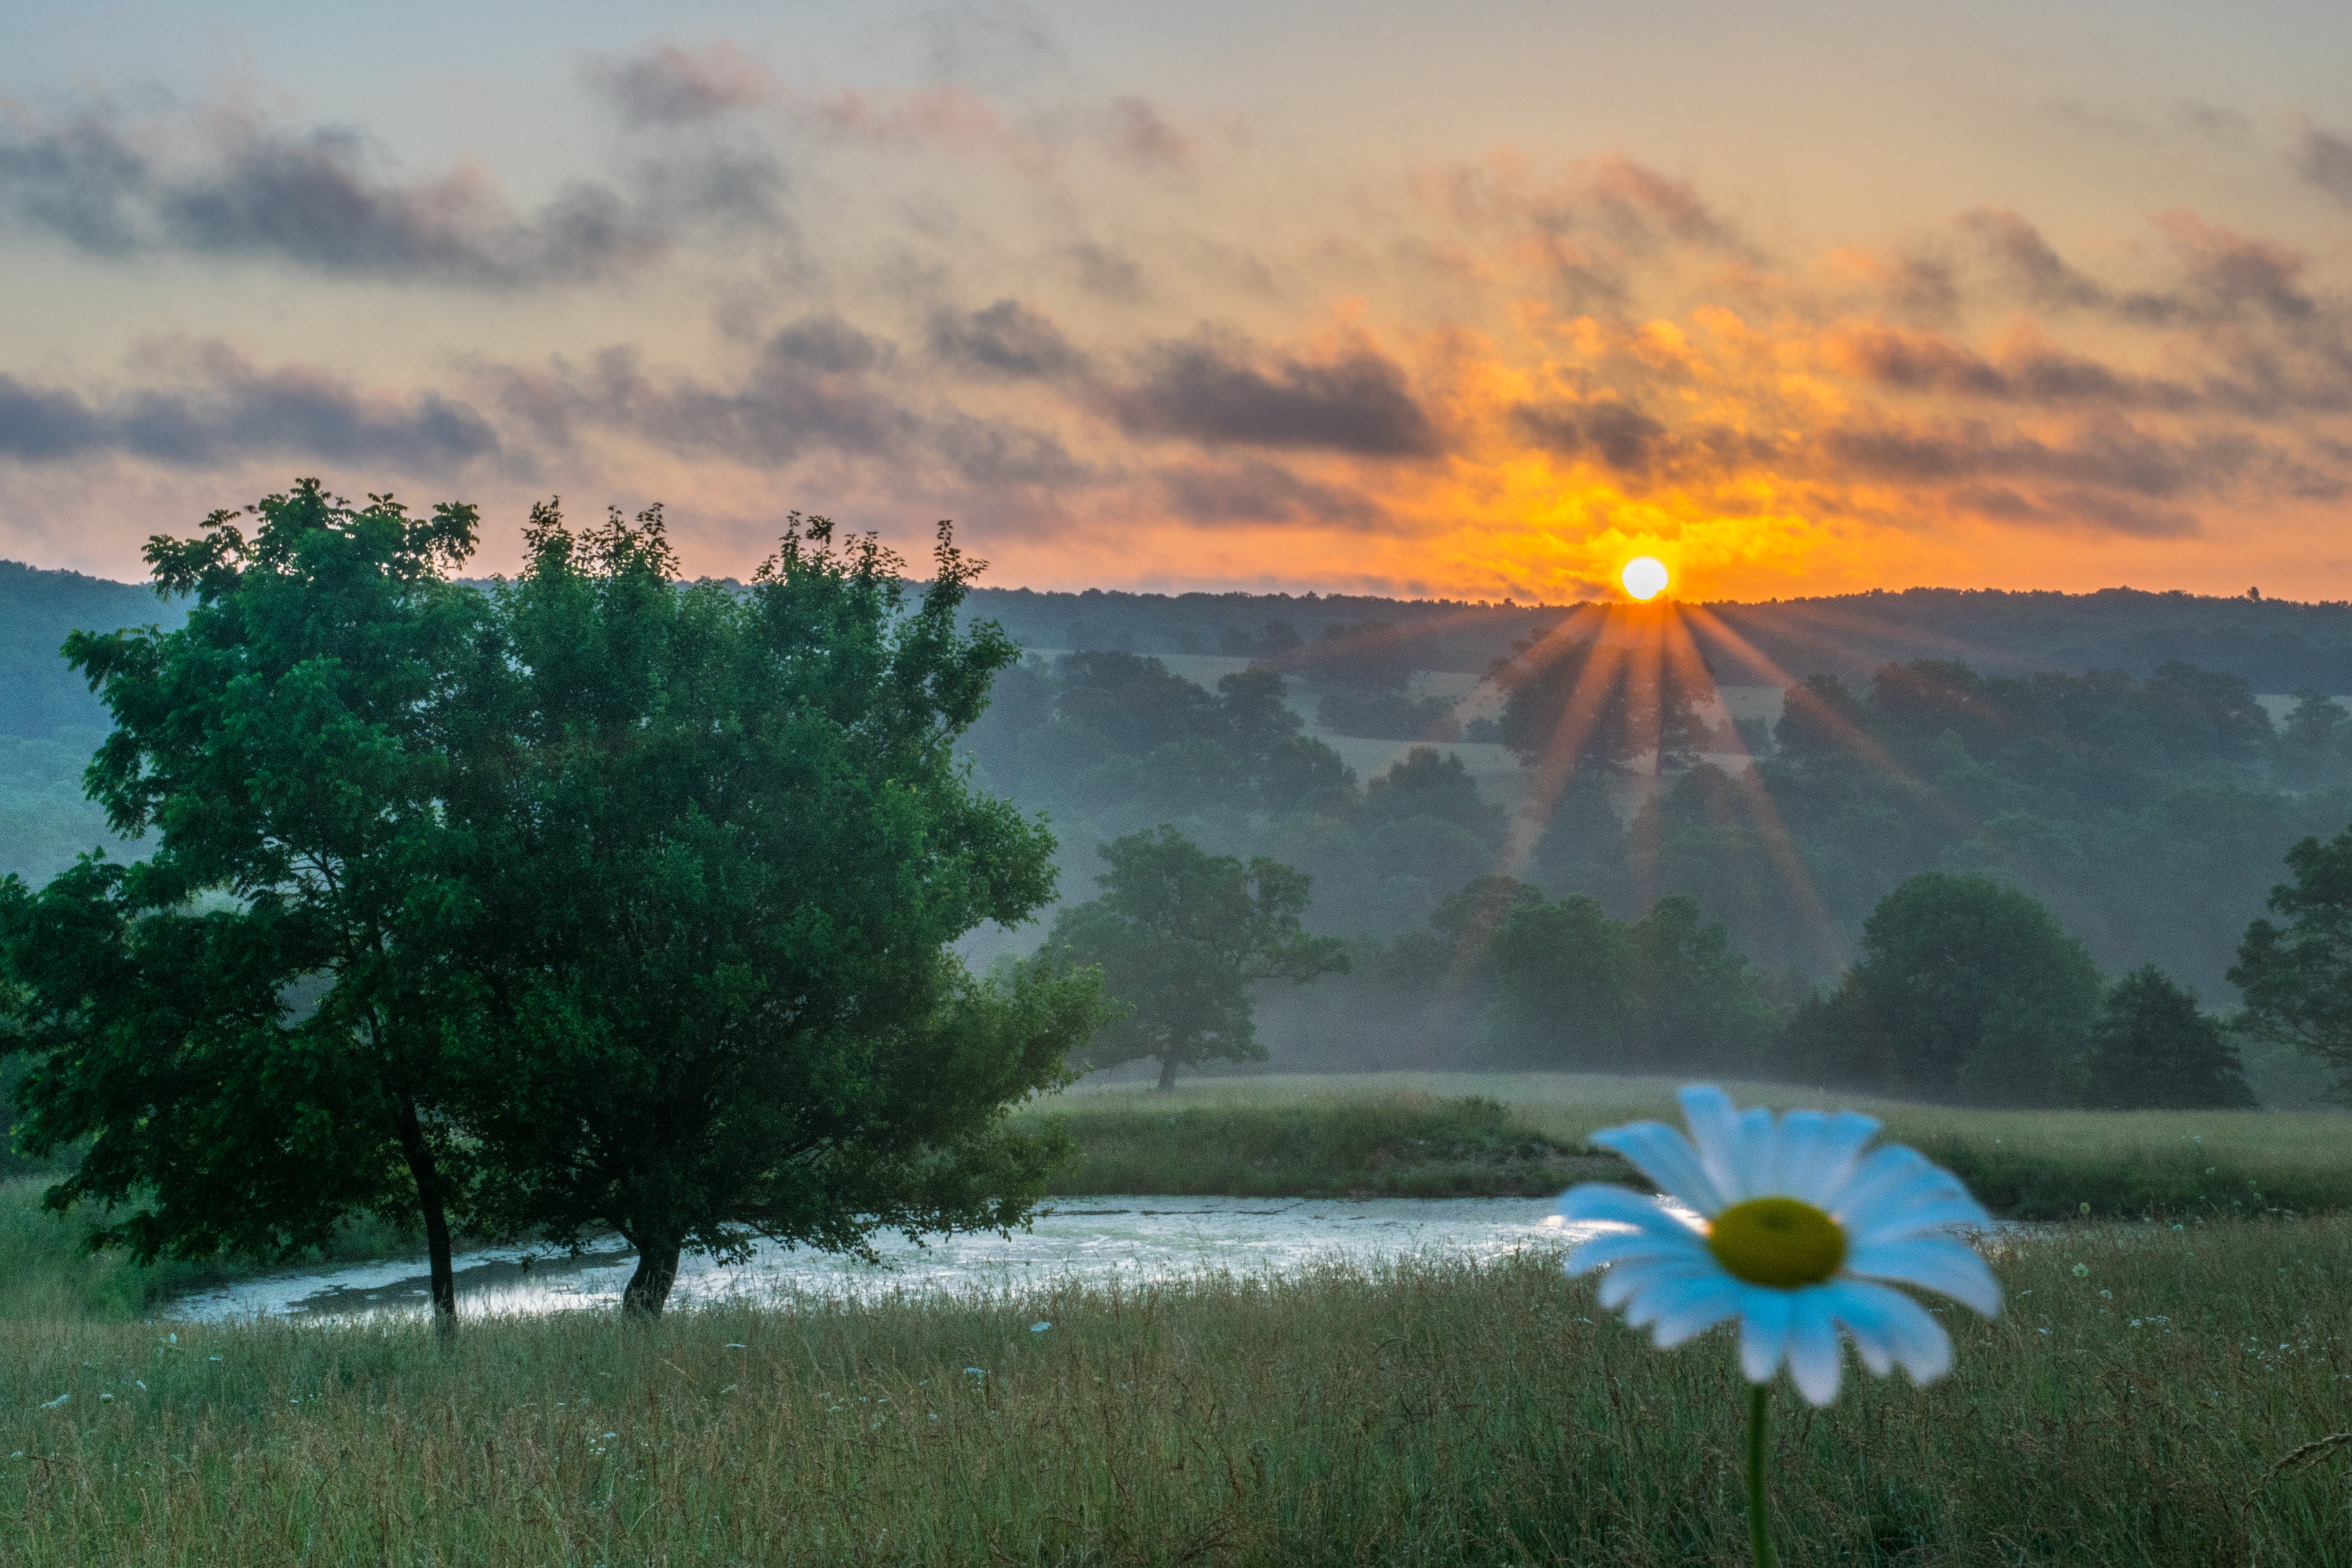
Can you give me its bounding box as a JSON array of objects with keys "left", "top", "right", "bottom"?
[
  {"left": 959, "top": 583, "right": 2352, "bottom": 691},
  {"left": 0, "top": 561, "right": 185, "bottom": 739},
  {"left": 8, "top": 563, "right": 2352, "bottom": 747}
]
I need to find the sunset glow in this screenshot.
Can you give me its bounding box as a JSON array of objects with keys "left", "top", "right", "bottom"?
[{"left": 2, "top": 4, "right": 2349, "bottom": 599}]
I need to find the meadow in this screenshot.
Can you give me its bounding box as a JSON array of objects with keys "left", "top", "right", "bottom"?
[
  {"left": 1034, "top": 1073, "right": 2352, "bottom": 1219},
  {"left": 5, "top": 1074, "right": 2352, "bottom": 1564},
  {"left": 4, "top": 1217, "right": 2349, "bottom": 1565}
]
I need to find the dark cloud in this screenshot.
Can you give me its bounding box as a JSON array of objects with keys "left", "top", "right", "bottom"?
[
  {"left": 549, "top": 332, "right": 912, "bottom": 467},
  {"left": 0, "top": 345, "right": 498, "bottom": 470},
  {"left": 930, "top": 416, "right": 1095, "bottom": 486},
  {"left": 0, "top": 97, "right": 783, "bottom": 286},
  {"left": 1154, "top": 457, "right": 1385, "bottom": 527},
  {"left": 1954, "top": 209, "right": 2111, "bottom": 311},
  {"left": 1822, "top": 417, "right": 2253, "bottom": 503},
  {"left": 1056, "top": 241, "right": 1146, "bottom": 301},
  {"left": 1510, "top": 400, "right": 1669, "bottom": 474},
  {"left": 1949, "top": 485, "right": 2199, "bottom": 539},
  {"left": 584, "top": 44, "right": 772, "bottom": 127},
  {"left": 2293, "top": 126, "right": 2352, "bottom": 209},
  {"left": 1418, "top": 153, "right": 1750, "bottom": 314},
  {"left": 1103, "top": 98, "right": 1192, "bottom": 168},
  {"left": 768, "top": 312, "right": 889, "bottom": 375},
  {"left": 928, "top": 299, "right": 1083, "bottom": 380},
  {"left": 1114, "top": 333, "right": 1441, "bottom": 457},
  {"left": 1829, "top": 326, "right": 2202, "bottom": 412}
]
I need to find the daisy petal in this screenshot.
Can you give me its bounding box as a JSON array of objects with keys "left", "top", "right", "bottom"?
[
  {"left": 1775, "top": 1111, "right": 1881, "bottom": 1207},
  {"left": 1844, "top": 1237, "right": 2002, "bottom": 1317},
  {"left": 1567, "top": 1229, "right": 1711, "bottom": 1276},
  {"left": 1676, "top": 1085, "right": 1752, "bottom": 1201},
  {"left": 1559, "top": 1183, "right": 1707, "bottom": 1236},
  {"left": 1823, "top": 1279, "right": 1953, "bottom": 1383},
  {"left": 1639, "top": 1274, "right": 1748, "bottom": 1347},
  {"left": 1786, "top": 1292, "right": 1845, "bottom": 1405},
  {"left": 1832, "top": 1148, "right": 1969, "bottom": 1228},
  {"left": 1846, "top": 1193, "right": 1994, "bottom": 1246},
  {"left": 1816, "top": 1282, "right": 1896, "bottom": 1375},
  {"left": 1736, "top": 1289, "right": 1794, "bottom": 1383},
  {"left": 1588, "top": 1123, "right": 1726, "bottom": 1215}
]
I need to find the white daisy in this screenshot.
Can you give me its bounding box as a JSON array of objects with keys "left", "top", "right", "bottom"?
[{"left": 1561, "top": 1084, "right": 2001, "bottom": 1405}]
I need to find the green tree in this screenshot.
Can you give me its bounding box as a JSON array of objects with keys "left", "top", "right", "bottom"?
[
  {"left": 2079, "top": 965, "right": 2255, "bottom": 1109},
  {"left": 2274, "top": 689, "right": 2351, "bottom": 789},
  {"left": 461, "top": 505, "right": 1104, "bottom": 1318},
  {"left": 1621, "top": 895, "right": 1781, "bottom": 1075},
  {"left": 0, "top": 480, "right": 495, "bottom": 1327},
  {"left": 1492, "top": 637, "right": 1709, "bottom": 773},
  {"left": 1049, "top": 826, "right": 1348, "bottom": 1090},
  {"left": 1482, "top": 893, "right": 1630, "bottom": 1068},
  {"left": 1842, "top": 873, "right": 2103, "bottom": 1106},
  {"left": 2231, "top": 824, "right": 2352, "bottom": 1102}
]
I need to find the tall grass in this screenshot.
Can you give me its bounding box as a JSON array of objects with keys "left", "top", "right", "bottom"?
[{"left": 4, "top": 1216, "right": 2350, "bottom": 1564}]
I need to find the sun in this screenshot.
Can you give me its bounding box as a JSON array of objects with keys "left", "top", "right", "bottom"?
[{"left": 1621, "top": 556, "right": 1670, "bottom": 601}]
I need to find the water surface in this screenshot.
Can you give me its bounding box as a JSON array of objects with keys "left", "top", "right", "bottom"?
[{"left": 169, "top": 1196, "right": 1598, "bottom": 1322}]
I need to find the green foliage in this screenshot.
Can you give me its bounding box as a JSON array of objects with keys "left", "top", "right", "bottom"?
[
  {"left": 2232, "top": 822, "right": 2352, "bottom": 1102},
  {"left": 1789, "top": 873, "right": 2103, "bottom": 1105},
  {"left": 1313, "top": 687, "right": 1462, "bottom": 741},
  {"left": 960, "top": 648, "right": 1356, "bottom": 822},
  {"left": 461, "top": 504, "right": 1105, "bottom": 1316},
  {"left": 1479, "top": 890, "right": 1779, "bottom": 1074},
  {"left": 0, "top": 479, "right": 494, "bottom": 1322},
  {"left": 2079, "top": 966, "right": 2256, "bottom": 1110},
  {"left": 1492, "top": 633, "right": 1711, "bottom": 772},
  {"left": 2274, "top": 688, "right": 2352, "bottom": 788},
  {"left": 1049, "top": 826, "right": 1349, "bottom": 1090},
  {"left": 1582, "top": 658, "right": 2352, "bottom": 991}
]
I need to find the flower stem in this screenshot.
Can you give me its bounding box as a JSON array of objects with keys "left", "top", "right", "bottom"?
[{"left": 1745, "top": 1380, "right": 1777, "bottom": 1568}]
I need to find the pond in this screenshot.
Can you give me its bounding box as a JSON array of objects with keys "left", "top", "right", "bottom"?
[{"left": 168, "top": 1196, "right": 1607, "bottom": 1322}]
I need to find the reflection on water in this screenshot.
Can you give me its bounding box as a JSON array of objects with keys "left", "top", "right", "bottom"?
[{"left": 169, "top": 1196, "right": 1618, "bottom": 1322}]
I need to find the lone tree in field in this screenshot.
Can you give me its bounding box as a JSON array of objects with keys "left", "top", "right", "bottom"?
[
  {"left": 2080, "top": 965, "right": 2256, "bottom": 1110},
  {"left": 0, "top": 480, "right": 497, "bottom": 1328},
  {"left": 461, "top": 503, "right": 1105, "bottom": 1318},
  {"left": 2232, "top": 824, "right": 2352, "bottom": 1101},
  {"left": 1048, "top": 826, "right": 1348, "bottom": 1090}
]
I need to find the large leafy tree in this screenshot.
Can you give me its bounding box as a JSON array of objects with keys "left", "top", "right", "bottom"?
[
  {"left": 1049, "top": 826, "right": 1348, "bottom": 1091},
  {"left": 0, "top": 480, "right": 495, "bottom": 1326},
  {"left": 461, "top": 504, "right": 1103, "bottom": 1317},
  {"left": 2231, "top": 824, "right": 2352, "bottom": 1101}
]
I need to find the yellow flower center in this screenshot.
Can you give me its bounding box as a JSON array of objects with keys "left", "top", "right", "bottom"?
[{"left": 1707, "top": 1197, "right": 1847, "bottom": 1289}]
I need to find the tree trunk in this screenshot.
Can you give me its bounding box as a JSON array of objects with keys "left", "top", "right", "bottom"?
[
  {"left": 623, "top": 1240, "right": 684, "bottom": 1320},
  {"left": 1156, "top": 1051, "right": 1180, "bottom": 1092},
  {"left": 391, "top": 1096, "right": 459, "bottom": 1340}
]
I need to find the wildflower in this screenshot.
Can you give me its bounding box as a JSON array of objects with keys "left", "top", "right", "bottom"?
[{"left": 1561, "top": 1085, "right": 2001, "bottom": 1567}]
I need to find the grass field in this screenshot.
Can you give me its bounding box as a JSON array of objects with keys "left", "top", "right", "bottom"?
[
  {"left": 1031, "top": 1072, "right": 2352, "bottom": 1219},
  {"left": 4, "top": 1214, "right": 2350, "bottom": 1565}
]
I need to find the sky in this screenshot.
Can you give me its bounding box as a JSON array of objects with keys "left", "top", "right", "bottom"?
[{"left": 4, "top": 0, "right": 2351, "bottom": 601}]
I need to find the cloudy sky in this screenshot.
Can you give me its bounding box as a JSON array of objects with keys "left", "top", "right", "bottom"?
[{"left": 5, "top": 0, "right": 2352, "bottom": 600}]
